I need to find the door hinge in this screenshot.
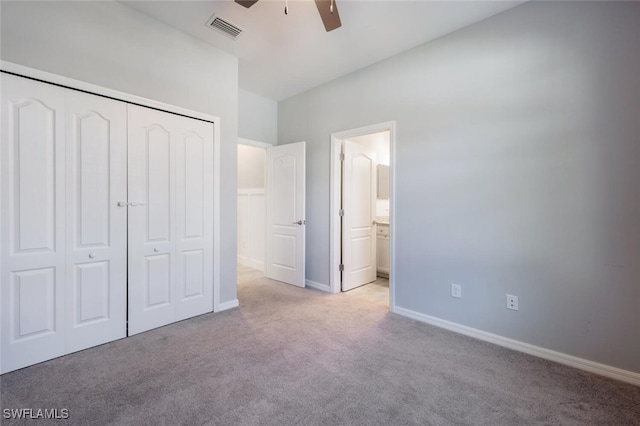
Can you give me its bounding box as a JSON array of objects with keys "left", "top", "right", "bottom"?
[
  {"left": 340, "top": 153, "right": 345, "bottom": 161},
  {"left": 339, "top": 208, "right": 344, "bottom": 217},
  {"left": 339, "top": 264, "right": 344, "bottom": 272}
]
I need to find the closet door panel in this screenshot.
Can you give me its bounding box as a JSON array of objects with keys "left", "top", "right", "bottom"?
[
  {"left": 146, "top": 254, "right": 171, "bottom": 307},
  {"left": 65, "top": 90, "right": 127, "bottom": 352},
  {"left": 74, "top": 262, "right": 110, "bottom": 322},
  {"left": 1, "top": 74, "right": 66, "bottom": 373},
  {"left": 175, "top": 117, "right": 213, "bottom": 321},
  {"left": 146, "top": 126, "right": 172, "bottom": 242},
  {"left": 128, "top": 105, "right": 176, "bottom": 335}
]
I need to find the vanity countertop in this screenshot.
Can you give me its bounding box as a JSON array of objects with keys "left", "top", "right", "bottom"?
[{"left": 375, "top": 216, "right": 390, "bottom": 226}]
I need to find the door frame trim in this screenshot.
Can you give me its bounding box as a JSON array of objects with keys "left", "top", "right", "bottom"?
[
  {"left": 1, "top": 61, "right": 224, "bottom": 313},
  {"left": 329, "top": 121, "right": 396, "bottom": 308}
]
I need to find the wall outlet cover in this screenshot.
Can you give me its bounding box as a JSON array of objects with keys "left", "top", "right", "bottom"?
[
  {"left": 451, "top": 283, "right": 462, "bottom": 298},
  {"left": 506, "top": 294, "right": 519, "bottom": 311}
]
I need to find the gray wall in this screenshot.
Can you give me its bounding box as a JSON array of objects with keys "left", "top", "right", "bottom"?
[
  {"left": 239, "top": 89, "right": 278, "bottom": 144},
  {"left": 1, "top": 1, "right": 239, "bottom": 304},
  {"left": 278, "top": 1, "right": 640, "bottom": 373}
]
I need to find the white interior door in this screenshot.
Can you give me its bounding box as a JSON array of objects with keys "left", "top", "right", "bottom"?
[
  {"left": 341, "top": 140, "right": 377, "bottom": 291},
  {"left": 65, "top": 90, "right": 127, "bottom": 352},
  {"left": 128, "top": 105, "right": 213, "bottom": 335},
  {"left": 1, "top": 74, "right": 67, "bottom": 373},
  {"left": 266, "top": 142, "right": 306, "bottom": 287}
]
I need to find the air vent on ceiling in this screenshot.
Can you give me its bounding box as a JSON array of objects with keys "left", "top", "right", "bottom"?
[{"left": 206, "top": 14, "right": 244, "bottom": 40}]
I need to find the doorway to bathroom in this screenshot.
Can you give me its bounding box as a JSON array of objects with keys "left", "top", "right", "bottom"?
[{"left": 330, "top": 122, "right": 395, "bottom": 308}]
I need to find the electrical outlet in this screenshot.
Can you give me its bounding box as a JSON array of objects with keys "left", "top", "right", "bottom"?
[
  {"left": 506, "top": 294, "right": 519, "bottom": 311},
  {"left": 451, "top": 283, "right": 462, "bottom": 299}
]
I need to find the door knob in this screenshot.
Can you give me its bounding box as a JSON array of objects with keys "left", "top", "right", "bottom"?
[
  {"left": 118, "top": 201, "right": 146, "bottom": 207},
  {"left": 293, "top": 220, "right": 305, "bottom": 225},
  {"left": 154, "top": 248, "right": 160, "bottom": 252},
  {"left": 89, "top": 253, "right": 96, "bottom": 259}
]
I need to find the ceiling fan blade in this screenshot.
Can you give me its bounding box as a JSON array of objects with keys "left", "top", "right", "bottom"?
[
  {"left": 314, "top": 0, "right": 342, "bottom": 32},
  {"left": 235, "top": 0, "right": 259, "bottom": 8}
]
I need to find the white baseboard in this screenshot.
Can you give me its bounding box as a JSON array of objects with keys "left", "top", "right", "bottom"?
[
  {"left": 305, "top": 279, "right": 331, "bottom": 293},
  {"left": 237, "top": 256, "right": 265, "bottom": 272},
  {"left": 217, "top": 299, "right": 239, "bottom": 312},
  {"left": 391, "top": 306, "right": 640, "bottom": 387}
]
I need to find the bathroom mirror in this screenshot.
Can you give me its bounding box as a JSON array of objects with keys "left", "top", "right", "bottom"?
[{"left": 377, "top": 164, "right": 390, "bottom": 199}]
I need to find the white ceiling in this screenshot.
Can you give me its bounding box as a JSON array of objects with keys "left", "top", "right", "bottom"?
[{"left": 123, "top": 0, "right": 525, "bottom": 101}]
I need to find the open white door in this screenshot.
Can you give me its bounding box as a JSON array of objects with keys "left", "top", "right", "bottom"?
[
  {"left": 266, "top": 142, "right": 306, "bottom": 287},
  {"left": 341, "top": 140, "right": 377, "bottom": 291}
]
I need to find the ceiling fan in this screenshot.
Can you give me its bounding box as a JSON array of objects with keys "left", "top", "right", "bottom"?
[{"left": 235, "top": 0, "right": 342, "bottom": 32}]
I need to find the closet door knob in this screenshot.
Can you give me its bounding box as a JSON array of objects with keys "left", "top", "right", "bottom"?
[
  {"left": 117, "top": 201, "right": 128, "bottom": 207},
  {"left": 89, "top": 253, "right": 96, "bottom": 259},
  {"left": 130, "top": 202, "right": 145, "bottom": 207},
  {"left": 154, "top": 248, "right": 159, "bottom": 253}
]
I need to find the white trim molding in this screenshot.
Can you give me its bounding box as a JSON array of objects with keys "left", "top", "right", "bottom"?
[
  {"left": 237, "top": 258, "right": 265, "bottom": 272},
  {"left": 212, "top": 114, "right": 222, "bottom": 314},
  {"left": 1, "top": 61, "right": 219, "bottom": 123},
  {"left": 217, "top": 299, "right": 240, "bottom": 312},
  {"left": 392, "top": 306, "right": 640, "bottom": 387},
  {"left": 305, "top": 280, "right": 331, "bottom": 293}
]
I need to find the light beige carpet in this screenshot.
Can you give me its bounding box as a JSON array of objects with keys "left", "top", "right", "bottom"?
[{"left": 1, "top": 265, "right": 638, "bottom": 425}]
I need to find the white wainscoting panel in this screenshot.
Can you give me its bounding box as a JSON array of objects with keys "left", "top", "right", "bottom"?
[{"left": 237, "top": 189, "right": 265, "bottom": 272}]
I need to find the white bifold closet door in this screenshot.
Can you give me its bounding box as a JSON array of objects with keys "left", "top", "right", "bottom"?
[
  {"left": 1, "top": 74, "right": 127, "bottom": 373},
  {"left": 127, "top": 105, "right": 213, "bottom": 335},
  {"left": 65, "top": 90, "right": 127, "bottom": 352}
]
